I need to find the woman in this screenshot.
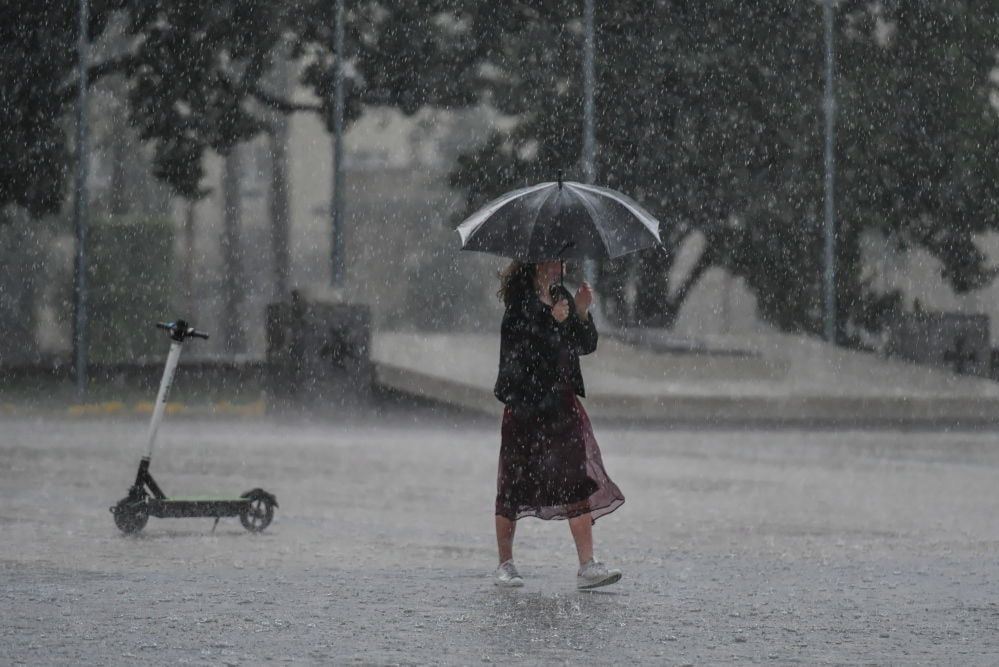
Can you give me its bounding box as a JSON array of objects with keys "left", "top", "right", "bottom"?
[{"left": 492, "top": 259, "right": 625, "bottom": 589}]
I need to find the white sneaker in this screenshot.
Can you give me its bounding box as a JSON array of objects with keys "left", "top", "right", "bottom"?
[
  {"left": 577, "top": 559, "right": 622, "bottom": 590},
  {"left": 494, "top": 560, "right": 524, "bottom": 588}
]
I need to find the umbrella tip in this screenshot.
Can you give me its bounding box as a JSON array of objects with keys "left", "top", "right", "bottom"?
[{"left": 557, "top": 169, "right": 563, "bottom": 189}]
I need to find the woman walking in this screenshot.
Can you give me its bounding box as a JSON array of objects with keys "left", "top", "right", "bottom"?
[{"left": 493, "top": 259, "right": 625, "bottom": 589}]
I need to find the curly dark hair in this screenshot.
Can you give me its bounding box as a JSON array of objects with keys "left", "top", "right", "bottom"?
[{"left": 497, "top": 261, "right": 537, "bottom": 307}]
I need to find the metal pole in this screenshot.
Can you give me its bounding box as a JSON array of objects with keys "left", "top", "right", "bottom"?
[
  {"left": 822, "top": 0, "right": 837, "bottom": 344},
  {"left": 582, "top": 0, "right": 595, "bottom": 185},
  {"left": 582, "top": 0, "right": 598, "bottom": 289},
  {"left": 331, "top": 0, "right": 346, "bottom": 287},
  {"left": 72, "top": 0, "right": 91, "bottom": 396},
  {"left": 144, "top": 341, "right": 183, "bottom": 459}
]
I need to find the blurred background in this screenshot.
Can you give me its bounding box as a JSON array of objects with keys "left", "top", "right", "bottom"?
[{"left": 3, "top": 1, "right": 999, "bottom": 399}]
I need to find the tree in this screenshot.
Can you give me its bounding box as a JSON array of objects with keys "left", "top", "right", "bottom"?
[
  {"left": 444, "top": 2, "right": 831, "bottom": 330},
  {"left": 432, "top": 1, "right": 999, "bottom": 341},
  {"left": 832, "top": 2, "right": 999, "bottom": 328},
  {"left": 1, "top": 0, "right": 486, "bottom": 351},
  {"left": 6, "top": 0, "right": 999, "bottom": 345},
  {"left": 1, "top": 0, "right": 489, "bottom": 219},
  {"left": 2, "top": 1, "right": 287, "bottom": 216}
]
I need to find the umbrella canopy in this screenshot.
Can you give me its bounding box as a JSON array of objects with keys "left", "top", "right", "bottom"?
[{"left": 456, "top": 179, "right": 662, "bottom": 262}]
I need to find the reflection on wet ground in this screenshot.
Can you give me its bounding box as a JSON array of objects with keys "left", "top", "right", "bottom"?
[{"left": 3, "top": 418, "right": 999, "bottom": 663}]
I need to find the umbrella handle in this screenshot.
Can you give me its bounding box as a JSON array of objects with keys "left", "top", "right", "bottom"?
[
  {"left": 549, "top": 283, "right": 567, "bottom": 306},
  {"left": 555, "top": 241, "right": 573, "bottom": 293},
  {"left": 550, "top": 263, "right": 568, "bottom": 305}
]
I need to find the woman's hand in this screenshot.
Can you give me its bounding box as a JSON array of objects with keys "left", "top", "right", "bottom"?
[
  {"left": 575, "top": 281, "right": 594, "bottom": 317},
  {"left": 551, "top": 299, "right": 570, "bottom": 323}
]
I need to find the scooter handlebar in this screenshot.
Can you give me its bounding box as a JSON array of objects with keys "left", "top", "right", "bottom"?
[{"left": 155, "top": 320, "right": 210, "bottom": 341}]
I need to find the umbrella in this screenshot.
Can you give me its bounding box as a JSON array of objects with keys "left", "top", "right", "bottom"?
[{"left": 456, "top": 172, "right": 662, "bottom": 264}]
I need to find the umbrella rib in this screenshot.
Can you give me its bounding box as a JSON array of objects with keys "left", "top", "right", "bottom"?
[
  {"left": 572, "top": 189, "right": 615, "bottom": 258},
  {"left": 456, "top": 180, "right": 662, "bottom": 262},
  {"left": 524, "top": 186, "right": 559, "bottom": 260},
  {"left": 456, "top": 182, "right": 552, "bottom": 246},
  {"left": 571, "top": 182, "right": 661, "bottom": 241}
]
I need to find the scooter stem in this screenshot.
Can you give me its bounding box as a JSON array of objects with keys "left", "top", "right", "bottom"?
[{"left": 145, "top": 339, "right": 184, "bottom": 459}]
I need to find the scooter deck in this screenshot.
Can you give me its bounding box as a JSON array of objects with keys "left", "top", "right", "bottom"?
[
  {"left": 160, "top": 496, "right": 252, "bottom": 502},
  {"left": 147, "top": 497, "right": 250, "bottom": 519}
]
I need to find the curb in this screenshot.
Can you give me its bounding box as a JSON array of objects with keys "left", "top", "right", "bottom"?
[{"left": 1, "top": 400, "right": 268, "bottom": 418}]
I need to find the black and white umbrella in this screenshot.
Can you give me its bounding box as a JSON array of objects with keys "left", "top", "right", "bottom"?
[{"left": 456, "top": 174, "right": 662, "bottom": 263}]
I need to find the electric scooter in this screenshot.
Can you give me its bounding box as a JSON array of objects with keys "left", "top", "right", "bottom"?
[{"left": 110, "top": 320, "right": 278, "bottom": 535}]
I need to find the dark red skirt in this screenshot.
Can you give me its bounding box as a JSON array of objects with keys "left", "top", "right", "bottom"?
[{"left": 495, "top": 388, "right": 624, "bottom": 522}]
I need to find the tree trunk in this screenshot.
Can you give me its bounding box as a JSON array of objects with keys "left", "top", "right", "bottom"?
[
  {"left": 630, "top": 230, "right": 717, "bottom": 330},
  {"left": 181, "top": 200, "right": 197, "bottom": 316},
  {"left": 0, "top": 212, "right": 40, "bottom": 364},
  {"left": 660, "top": 241, "right": 716, "bottom": 330},
  {"left": 268, "top": 47, "right": 292, "bottom": 301},
  {"left": 597, "top": 255, "right": 633, "bottom": 328},
  {"left": 108, "top": 99, "right": 130, "bottom": 216},
  {"left": 835, "top": 218, "right": 862, "bottom": 345},
  {"left": 221, "top": 147, "right": 246, "bottom": 354},
  {"left": 633, "top": 246, "right": 675, "bottom": 328}
]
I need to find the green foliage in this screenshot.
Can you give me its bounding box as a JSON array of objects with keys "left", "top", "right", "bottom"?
[
  {"left": 1, "top": 0, "right": 487, "bottom": 215},
  {"left": 1, "top": 2, "right": 92, "bottom": 218},
  {"left": 7, "top": 0, "right": 999, "bottom": 342},
  {"left": 2, "top": 0, "right": 292, "bottom": 213},
  {"left": 0, "top": 210, "right": 46, "bottom": 364},
  {"left": 86, "top": 215, "right": 174, "bottom": 364},
  {"left": 438, "top": 1, "right": 999, "bottom": 341},
  {"left": 836, "top": 1, "right": 999, "bottom": 296}
]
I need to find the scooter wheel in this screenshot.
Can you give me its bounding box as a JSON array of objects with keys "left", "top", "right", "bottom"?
[
  {"left": 239, "top": 497, "right": 274, "bottom": 533},
  {"left": 112, "top": 498, "right": 148, "bottom": 534}
]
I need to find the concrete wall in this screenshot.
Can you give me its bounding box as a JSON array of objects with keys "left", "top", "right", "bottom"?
[{"left": 863, "top": 231, "right": 999, "bottom": 345}]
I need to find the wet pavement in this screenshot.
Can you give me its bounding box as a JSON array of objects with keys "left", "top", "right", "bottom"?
[{"left": 2, "top": 412, "right": 999, "bottom": 665}]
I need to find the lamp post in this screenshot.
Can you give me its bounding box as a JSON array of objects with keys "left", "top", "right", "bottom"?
[
  {"left": 330, "top": 0, "right": 346, "bottom": 288},
  {"left": 822, "top": 0, "right": 837, "bottom": 344},
  {"left": 73, "top": 0, "right": 91, "bottom": 396},
  {"left": 582, "top": 0, "right": 597, "bottom": 288},
  {"left": 582, "top": 0, "right": 595, "bottom": 185}
]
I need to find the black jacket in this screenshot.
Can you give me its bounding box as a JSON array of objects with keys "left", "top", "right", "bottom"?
[{"left": 493, "top": 285, "right": 598, "bottom": 418}]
